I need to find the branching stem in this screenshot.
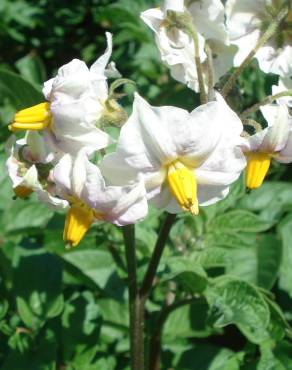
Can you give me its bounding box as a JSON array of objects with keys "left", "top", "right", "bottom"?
[{"left": 240, "top": 90, "right": 292, "bottom": 119}]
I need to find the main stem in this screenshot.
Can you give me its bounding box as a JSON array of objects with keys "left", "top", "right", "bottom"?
[
  {"left": 140, "top": 213, "right": 177, "bottom": 301},
  {"left": 123, "top": 225, "right": 144, "bottom": 370},
  {"left": 123, "top": 213, "right": 177, "bottom": 370}
]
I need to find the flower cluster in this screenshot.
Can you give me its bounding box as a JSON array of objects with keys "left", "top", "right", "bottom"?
[{"left": 6, "top": 0, "right": 292, "bottom": 246}]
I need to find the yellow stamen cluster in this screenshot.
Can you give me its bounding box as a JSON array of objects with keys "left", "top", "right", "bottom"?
[
  {"left": 246, "top": 152, "right": 271, "bottom": 189},
  {"left": 14, "top": 185, "right": 33, "bottom": 199},
  {"left": 167, "top": 161, "right": 199, "bottom": 215},
  {"left": 9, "top": 102, "right": 51, "bottom": 132},
  {"left": 63, "top": 203, "right": 95, "bottom": 247}
]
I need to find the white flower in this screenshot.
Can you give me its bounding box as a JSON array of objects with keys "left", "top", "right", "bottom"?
[
  {"left": 9, "top": 33, "right": 115, "bottom": 155},
  {"left": 241, "top": 104, "right": 292, "bottom": 189},
  {"left": 100, "top": 93, "right": 246, "bottom": 214},
  {"left": 53, "top": 150, "right": 148, "bottom": 246},
  {"left": 272, "top": 77, "right": 292, "bottom": 108},
  {"left": 141, "top": 0, "right": 235, "bottom": 91},
  {"left": 6, "top": 131, "right": 67, "bottom": 207},
  {"left": 226, "top": 0, "right": 292, "bottom": 77}
]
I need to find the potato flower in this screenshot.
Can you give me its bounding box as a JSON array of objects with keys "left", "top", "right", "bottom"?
[
  {"left": 8, "top": 33, "right": 115, "bottom": 155},
  {"left": 100, "top": 93, "right": 246, "bottom": 214},
  {"left": 241, "top": 104, "right": 292, "bottom": 189},
  {"left": 53, "top": 150, "right": 148, "bottom": 247},
  {"left": 6, "top": 131, "right": 67, "bottom": 207},
  {"left": 226, "top": 0, "right": 292, "bottom": 77},
  {"left": 141, "top": 0, "right": 235, "bottom": 91}
]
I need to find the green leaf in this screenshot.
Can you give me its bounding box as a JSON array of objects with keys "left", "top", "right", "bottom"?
[
  {"left": 207, "top": 210, "right": 273, "bottom": 234},
  {"left": 62, "top": 248, "right": 116, "bottom": 289},
  {"left": 3, "top": 198, "right": 54, "bottom": 232},
  {"left": 2, "top": 327, "right": 57, "bottom": 370},
  {"left": 257, "top": 343, "right": 286, "bottom": 370},
  {"left": 265, "top": 298, "right": 289, "bottom": 341},
  {"left": 160, "top": 256, "right": 208, "bottom": 293},
  {"left": 174, "top": 344, "right": 244, "bottom": 370},
  {"left": 15, "top": 54, "right": 46, "bottom": 86},
  {"left": 277, "top": 213, "right": 292, "bottom": 297},
  {"left": 163, "top": 297, "right": 214, "bottom": 339},
  {"left": 225, "top": 234, "right": 282, "bottom": 289},
  {"left": 0, "top": 69, "right": 43, "bottom": 110},
  {"left": 62, "top": 291, "right": 102, "bottom": 368},
  {"left": 13, "top": 247, "right": 63, "bottom": 330},
  {"left": 239, "top": 182, "right": 292, "bottom": 223},
  {"left": 206, "top": 277, "right": 270, "bottom": 344}
]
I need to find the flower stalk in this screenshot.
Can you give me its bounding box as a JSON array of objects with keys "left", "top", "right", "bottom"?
[
  {"left": 240, "top": 90, "right": 292, "bottom": 119},
  {"left": 165, "top": 10, "right": 207, "bottom": 104},
  {"left": 221, "top": 7, "right": 289, "bottom": 98}
]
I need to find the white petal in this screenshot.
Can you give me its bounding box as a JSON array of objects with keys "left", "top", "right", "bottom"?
[
  {"left": 37, "top": 189, "right": 69, "bottom": 210},
  {"left": 272, "top": 77, "right": 292, "bottom": 108},
  {"left": 276, "top": 130, "right": 292, "bottom": 163},
  {"left": 232, "top": 29, "right": 260, "bottom": 67},
  {"left": 53, "top": 154, "right": 72, "bottom": 192},
  {"left": 90, "top": 32, "right": 113, "bottom": 75},
  {"left": 89, "top": 32, "right": 113, "bottom": 102},
  {"left": 50, "top": 97, "right": 112, "bottom": 153},
  {"left": 100, "top": 153, "right": 142, "bottom": 186},
  {"left": 172, "top": 101, "right": 224, "bottom": 167},
  {"left": 189, "top": 0, "right": 228, "bottom": 44},
  {"left": 82, "top": 163, "right": 148, "bottom": 225},
  {"left": 197, "top": 184, "right": 230, "bottom": 206},
  {"left": 48, "top": 59, "right": 92, "bottom": 101},
  {"left": 20, "top": 165, "right": 42, "bottom": 190},
  {"left": 25, "top": 131, "right": 52, "bottom": 163},
  {"left": 207, "top": 40, "right": 237, "bottom": 83},
  {"left": 115, "top": 93, "right": 177, "bottom": 168},
  {"left": 42, "top": 78, "right": 54, "bottom": 100},
  {"left": 141, "top": 8, "right": 206, "bottom": 91},
  {"left": 260, "top": 105, "right": 289, "bottom": 152},
  {"left": 240, "top": 129, "right": 268, "bottom": 153},
  {"left": 196, "top": 146, "right": 246, "bottom": 186},
  {"left": 256, "top": 44, "right": 292, "bottom": 77},
  {"left": 72, "top": 151, "right": 88, "bottom": 198},
  {"left": 225, "top": 0, "right": 262, "bottom": 40},
  {"left": 162, "top": 0, "right": 184, "bottom": 13}
]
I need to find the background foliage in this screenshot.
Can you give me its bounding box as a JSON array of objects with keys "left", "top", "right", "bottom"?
[{"left": 0, "top": 0, "right": 292, "bottom": 369}]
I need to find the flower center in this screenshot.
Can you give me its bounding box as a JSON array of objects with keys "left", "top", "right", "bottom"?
[
  {"left": 167, "top": 160, "right": 199, "bottom": 215},
  {"left": 63, "top": 202, "right": 95, "bottom": 247},
  {"left": 14, "top": 185, "right": 33, "bottom": 199},
  {"left": 9, "top": 102, "right": 51, "bottom": 132},
  {"left": 246, "top": 152, "right": 271, "bottom": 189}
]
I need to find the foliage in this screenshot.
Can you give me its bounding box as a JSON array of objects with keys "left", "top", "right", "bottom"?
[{"left": 0, "top": 0, "right": 292, "bottom": 369}]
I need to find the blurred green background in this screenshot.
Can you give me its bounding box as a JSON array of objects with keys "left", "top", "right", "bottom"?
[{"left": 1, "top": 1, "right": 292, "bottom": 369}]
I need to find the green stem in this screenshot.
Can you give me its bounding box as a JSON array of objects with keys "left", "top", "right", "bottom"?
[
  {"left": 242, "top": 119, "right": 263, "bottom": 133},
  {"left": 123, "top": 225, "right": 144, "bottom": 370},
  {"left": 221, "top": 7, "right": 288, "bottom": 98},
  {"left": 240, "top": 90, "right": 292, "bottom": 119},
  {"left": 149, "top": 297, "right": 200, "bottom": 370},
  {"left": 139, "top": 213, "right": 176, "bottom": 300},
  {"left": 205, "top": 43, "right": 214, "bottom": 102},
  {"left": 191, "top": 27, "right": 207, "bottom": 104}
]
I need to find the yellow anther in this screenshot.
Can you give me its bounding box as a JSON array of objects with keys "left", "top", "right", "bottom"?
[
  {"left": 246, "top": 152, "right": 271, "bottom": 189},
  {"left": 9, "top": 102, "right": 51, "bottom": 132},
  {"left": 14, "top": 185, "right": 33, "bottom": 199},
  {"left": 167, "top": 161, "right": 199, "bottom": 215},
  {"left": 63, "top": 203, "right": 95, "bottom": 247}
]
